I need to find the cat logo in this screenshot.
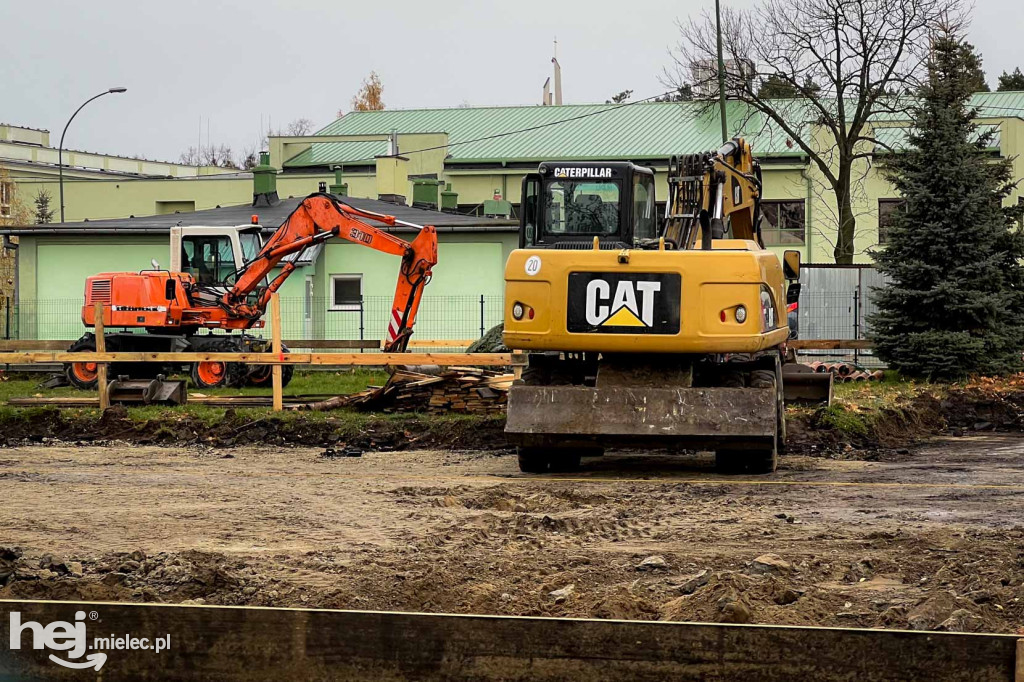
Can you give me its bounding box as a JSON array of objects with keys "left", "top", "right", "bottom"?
[
  {"left": 586, "top": 279, "right": 660, "bottom": 327},
  {"left": 567, "top": 272, "right": 681, "bottom": 335}
]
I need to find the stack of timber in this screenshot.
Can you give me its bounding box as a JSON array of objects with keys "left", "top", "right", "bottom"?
[{"left": 308, "top": 367, "right": 513, "bottom": 414}]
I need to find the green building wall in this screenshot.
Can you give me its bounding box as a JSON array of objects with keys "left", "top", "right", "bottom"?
[{"left": 12, "top": 232, "right": 514, "bottom": 343}]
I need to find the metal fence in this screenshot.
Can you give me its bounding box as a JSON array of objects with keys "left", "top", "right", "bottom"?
[
  {"left": 797, "top": 266, "right": 889, "bottom": 368},
  {"left": 3, "top": 267, "right": 891, "bottom": 368},
  {"left": 2, "top": 295, "right": 506, "bottom": 348}
]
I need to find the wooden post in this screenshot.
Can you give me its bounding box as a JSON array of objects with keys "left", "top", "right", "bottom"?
[
  {"left": 93, "top": 301, "right": 109, "bottom": 411},
  {"left": 271, "top": 294, "right": 283, "bottom": 412}
]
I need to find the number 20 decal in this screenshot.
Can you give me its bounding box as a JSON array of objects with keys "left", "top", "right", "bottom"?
[{"left": 524, "top": 256, "right": 541, "bottom": 276}]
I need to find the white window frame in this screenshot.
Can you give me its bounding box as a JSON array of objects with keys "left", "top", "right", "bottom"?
[
  {"left": 329, "top": 274, "right": 362, "bottom": 311},
  {"left": 0, "top": 182, "right": 11, "bottom": 217}
]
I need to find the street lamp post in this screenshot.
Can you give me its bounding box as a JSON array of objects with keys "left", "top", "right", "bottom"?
[{"left": 58, "top": 87, "right": 127, "bottom": 223}]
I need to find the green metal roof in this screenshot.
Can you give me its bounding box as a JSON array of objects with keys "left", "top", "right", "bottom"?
[
  {"left": 873, "top": 123, "right": 1001, "bottom": 152},
  {"left": 300, "top": 91, "right": 1024, "bottom": 167},
  {"left": 971, "top": 90, "right": 1024, "bottom": 119},
  {"left": 311, "top": 101, "right": 804, "bottom": 164},
  {"left": 285, "top": 139, "right": 389, "bottom": 167}
]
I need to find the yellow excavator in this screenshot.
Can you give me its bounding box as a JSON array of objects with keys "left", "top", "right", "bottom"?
[{"left": 503, "top": 138, "right": 811, "bottom": 474}]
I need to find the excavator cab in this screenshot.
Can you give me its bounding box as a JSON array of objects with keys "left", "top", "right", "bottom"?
[
  {"left": 170, "top": 225, "right": 264, "bottom": 288},
  {"left": 519, "top": 162, "right": 657, "bottom": 250}
]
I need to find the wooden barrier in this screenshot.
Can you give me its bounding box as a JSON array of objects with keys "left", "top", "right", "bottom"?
[
  {"left": 3, "top": 338, "right": 874, "bottom": 353},
  {"left": 1, "top": 298, "right": 520, "bottom": 412},
  {"left": 0, "top": 351, "right": 521, "bottom": 366},
  {"left": 0, "top": 599, "right": 1019, "bottom": 681},
  {"left": 790, "top": 339, "right": 874, "bottom": 350}
]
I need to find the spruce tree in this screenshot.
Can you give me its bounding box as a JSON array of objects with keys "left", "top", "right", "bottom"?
[
  {"left": 869, "top": 27, "right": 1024, "bottom": 380},
  {"left": 33, "top": 189, "right": 54, "bottom": 224}
]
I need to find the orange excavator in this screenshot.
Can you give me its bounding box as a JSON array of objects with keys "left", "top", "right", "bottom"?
[{"left": 66, "top": 193, "right": 438, "bottom": 389}]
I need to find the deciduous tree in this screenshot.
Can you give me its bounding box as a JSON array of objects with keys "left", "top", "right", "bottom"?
[
  {"left": 345, "top": 71, "right": 385, "bottom": 115},
  {"left": 669, "top": 0, "right": 956, "bottom": 263}
]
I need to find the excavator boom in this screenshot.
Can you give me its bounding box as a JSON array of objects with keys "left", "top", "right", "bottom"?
[{"left": 223, "top": 193, "right": 438, "bottom": 350}]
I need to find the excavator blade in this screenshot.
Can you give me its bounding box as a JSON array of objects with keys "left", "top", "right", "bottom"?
[
  {"left": 781, "top": 363, "right": 833, "bottom": 405},
  {"left": 505, "top": 385, "right": 776, "bottom": 450}
]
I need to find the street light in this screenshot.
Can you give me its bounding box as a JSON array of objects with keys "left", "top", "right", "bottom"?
[{"left": 58, "top": 87, "right": 128, "bottom": 222}]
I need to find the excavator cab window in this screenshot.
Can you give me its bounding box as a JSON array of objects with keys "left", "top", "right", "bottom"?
[
  {"left": 544, "top": 180, "right": 619, "bottom": 236},
  {"left": 239, "top": 231, "right": 262, "bottom": 264},
  {"left": 520, "top": 174, "right": 540, "bottom": 248},
  {"left": 181, "top": 235, "right": 236, "bottom": 286},
  {"left": 632, "top": 173, "right": 657, "bottom": 244}
]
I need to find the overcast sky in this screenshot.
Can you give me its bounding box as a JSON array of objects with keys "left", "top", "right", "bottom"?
[{"left": 2, "top": 0, "right": 1021, "bottom": 164}]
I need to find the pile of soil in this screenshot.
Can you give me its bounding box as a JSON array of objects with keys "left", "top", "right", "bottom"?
[
  {"left": 6, "top": 377, "right": 1024, "bottom": 457},
  {"left": 2, "top": 528, "right": 1019, "bottom": 634},
  {"left": 0, "top": 405, "right": 508, "bottom": 451}
]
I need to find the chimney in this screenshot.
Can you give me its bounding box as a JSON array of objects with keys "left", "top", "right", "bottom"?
[
  {"left": 551, "top": 58, "right": 562, "bottom": 105},
  {"left": 542, "top": 78, "right": 551, "bottom": 106},
  {"left": 329, "top": 165, "right": 348, "bottom": 196},
  {"left": 440, "top": 183, "right": 458, "bottom": 213},
  {"left": 252, "top": 151, "right": 279, "bottom": 207},
  {"left": 375, "top": 155, "right": 409, "bottom": 205}
]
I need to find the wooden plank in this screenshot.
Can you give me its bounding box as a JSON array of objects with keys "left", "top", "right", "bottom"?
[
  {"left": 94, "top": 302, "right": 108, "bottom": 411},
  {"left": 790, "top": 339, "right": 873, "bottom": 350},
  {"left": 0, "top": 352, "right": 523, "bottom": 367},
  {"left": 0, "top": 352, "right": 312, "bottom": 363},
  {"left": 0, "top": 599, "right": 1018, "bottom": 681},
  {"left": 0, "top": 340, "right": 72, "bottom": 351},
  {"left": 406, "top": 339, "right": 476, "bottom": 348},
  {"left": 282, "top": 339, "right": 381, "bottom": 349},
  {"left": 0, "top": 339, "right": 468, "bottom": 351},
  {"left": 271, "top": 294, "right": 283, "bottom": 413}
]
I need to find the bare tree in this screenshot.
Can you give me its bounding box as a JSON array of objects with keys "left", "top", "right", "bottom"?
[
  {"left": 286, "top": 118, "right": 315, "bottom": 136},
  {"left": 669, "top": 0, "right": 956, "bottom": 263},
  {"left": 179, "top": 144, "right": 242, "bottom": 169},
  {"left": 239, "top": 144, "right": 259, "bottom": 170},
  {"left": 178, "top": 146, "right": 202, "bottom": 166}
]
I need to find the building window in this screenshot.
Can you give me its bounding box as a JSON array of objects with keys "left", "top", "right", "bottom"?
[
  {"left": 0, "top": 182, "right": 11, "bottom": 217},
  {"left": 878, "top": 199, "right": 905, "bottom": 245},
  {"left": 330, "top": 274, "right": 362, "bottom": 311},
  {"left": 760, "top": 200, "right": 805, "bottom": 245}
]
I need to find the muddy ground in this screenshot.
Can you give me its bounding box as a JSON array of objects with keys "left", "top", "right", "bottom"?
[{"left": 3, "top": 435, "right": 1024, "bottom": 634}]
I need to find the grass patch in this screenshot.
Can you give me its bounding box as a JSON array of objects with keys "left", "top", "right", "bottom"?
[
  {"left": 817, "top": 403, "right": 870, "bottom": 438},
  {"left": 0, "top": 369, "right": 388, "bottom": 424}
]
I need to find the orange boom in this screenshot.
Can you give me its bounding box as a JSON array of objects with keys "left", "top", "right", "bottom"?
[{"left": 68, "top": 193, "right": 438, "bottom": 389}]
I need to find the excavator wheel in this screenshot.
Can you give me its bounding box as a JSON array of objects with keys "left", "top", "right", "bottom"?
[
  {"left": 247, "top": 344, "right": 294, "bottom": 388},
  {"left": 65, "top": 335, "right": 99, "bottom": 390},
  {"left": 714, "top": 356, "right": 783, "bottom": 474},
  {"left": 517, "top": 447, "right": 550, "bottom": 474},
  {"left": 190, "top": 338, "right": 248, "bottom": 389}
]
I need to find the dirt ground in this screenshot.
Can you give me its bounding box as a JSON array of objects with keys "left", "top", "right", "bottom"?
[{"left": 3, "top": 436, "right": 1024, "bottom": 634}]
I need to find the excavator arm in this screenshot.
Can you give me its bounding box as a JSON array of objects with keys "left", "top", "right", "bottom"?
[
  {"left": 221, "top": 193, "right": 438, "bottom": 351},
  {"left": 664, "top": 138, "right": 763, "bottom": 250}
]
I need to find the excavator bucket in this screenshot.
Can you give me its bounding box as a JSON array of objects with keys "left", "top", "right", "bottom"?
[
  {"left": 506, "top": 385, "right": 777, "bottom": 451},
  {"left": 105, "top": 375, "right": 187, "bottom": 406},
  {"left": 781, "top": 363, "right": 833, "bottom": 406}
]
